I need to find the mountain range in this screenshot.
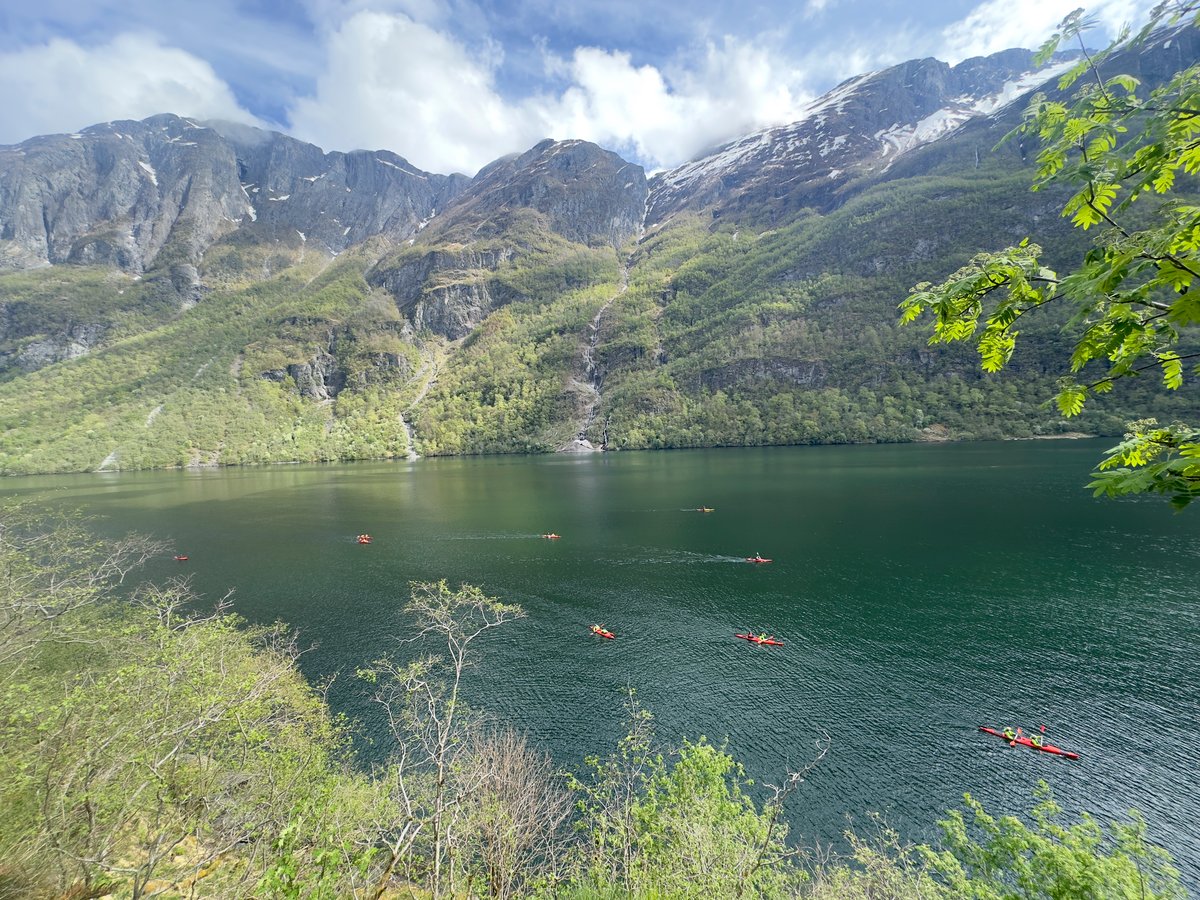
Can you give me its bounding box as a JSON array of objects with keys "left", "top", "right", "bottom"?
[{"left": 1, "top": 31, "right": 1196, "bottom": 474}]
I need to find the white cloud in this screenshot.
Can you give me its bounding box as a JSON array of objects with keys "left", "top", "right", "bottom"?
[
  {"left": 0, "top": 33, "right": 259, "bottom": 144},
  {"left": 540, "top": 37, "right": 813, "bottom": 168},
  {"left": 940, "top": 0, "right": 1159, "bottom": 64},
  {"left": 287, "top": 11, "right": 543, "bottom": 174},
  {"left": 299, "top": 0, "right": 449, "bottom": 31},
  {"left": 0, "top": 0, "right": 1172, "bottom": 174},
  {"left": 288, "top": 12, "right": 818, "bottom": 174}
]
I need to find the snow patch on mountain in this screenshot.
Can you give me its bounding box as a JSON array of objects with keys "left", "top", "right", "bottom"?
[
  {"left": 655, "top": 72, "right": 875, "bottom": 193},
  {"left": 875, "top": 60, "right": 1075, "bottom": 164},
  {"left": 137, "top": 160, "right": 158, "bottom": 186},
  {"left": 973, "top": 61, "right": 1075, "bottom": 115},
  {"left": 646, "top": 49, "right": 1075, "bottom": 227}
]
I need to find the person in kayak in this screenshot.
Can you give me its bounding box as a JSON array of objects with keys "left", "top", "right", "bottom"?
[
  {"left": 1002, "top": 726, "right": 1016, "bottom": 740},
  {"left": 1030, "top": 734, "right": 1044, "bottom": 748}
]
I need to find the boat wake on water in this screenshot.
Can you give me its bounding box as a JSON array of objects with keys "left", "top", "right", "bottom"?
[
  {"left": 442, "top": 532, "right": 547, "bottom": 541},
  {"left": 600, "top": 550, "right": 758, "bottom": 566}
]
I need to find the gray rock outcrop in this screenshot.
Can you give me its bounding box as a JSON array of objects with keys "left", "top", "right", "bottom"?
[
  {"left": 367, "top": 139, "right": 648, "bottom": 339},
  {"left": 646, "top": 48, "right": 1073, "bottom": 226},
  {"left": 0, "top": 114, "right": 470, "bottom": 278},
  {"left": 432, "top": 139, "right": 647, "bottom": 248}
]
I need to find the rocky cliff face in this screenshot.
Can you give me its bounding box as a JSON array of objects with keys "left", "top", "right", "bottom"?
[
  {"left": 0, "top": 115, "right": 248, "bottom": 273},
  {"left": 212, "top": 121, "right": 470, "bottom": 252},
  {"left": 368, "top": 246, "right": 517, "bottom": 340},
  {"left": 367, "top": 139, "right": 647, "bottom": 340},
  {"left": 645, "top": 48, "right": 1074, "bottom": 227},
  {"left": 2, "top": 322, "right": 106, "bottom": 372},
  {"left": 0, "top": 114, "right": 469, "bottom": 278},
  {"left": 430, "top": 139, "right": 647, "bottom": 248}
]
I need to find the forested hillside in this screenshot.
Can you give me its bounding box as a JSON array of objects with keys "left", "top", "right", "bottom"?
[{"left": 0, "top": 32, "right": 1196, "bottom": 474}]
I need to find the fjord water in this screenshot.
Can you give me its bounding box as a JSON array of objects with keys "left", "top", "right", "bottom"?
[{"left": 6, "top": 440, "right": 1199, "bottom": 881}]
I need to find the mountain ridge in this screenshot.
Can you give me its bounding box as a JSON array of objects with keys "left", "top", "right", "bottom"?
[
  {"left": 0, "top": 36, "right": 1195, "bottom": 474},
  {"left": 0, "top": 45, "right": 1081, "bottom": 281}
]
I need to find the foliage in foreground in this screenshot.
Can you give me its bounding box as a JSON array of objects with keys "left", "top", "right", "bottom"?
[
  {"left": 0, "top": 507, "right": 392, "bottom": 899},
  {"left": 924, "top": 784, "right": 1185, "bottom": 899},
  {"left": 0, "top": 513, "right": 1189, "bottom": 898},
  {"left": 902, "top": 2, "right": 1200, "bottom": 506}
]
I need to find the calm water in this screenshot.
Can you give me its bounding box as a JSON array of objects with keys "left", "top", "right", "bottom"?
[{"left": 5, "top": 441, "right": 1199, "bottom": 882}]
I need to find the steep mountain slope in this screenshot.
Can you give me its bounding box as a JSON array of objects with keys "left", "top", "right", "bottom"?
[
  {"left": 0, "top": 114, "right": 475, "bottom": 389},
  {"left": 0, "top": 114, "right": 466, "bottom": 276},
  {"left": 360, "top": 139, "right": 645, "bottom": 453},
  {"left": 0, "top": 129, "right": 643, "bottom": 471},
  {"left": 578, "top": 27, "right": 1198, "bottom": 453},
  {"left": 645, "top": 48, "right": 1075, "bottom": 228},
  {"left": 0, "top": 36, "right": 1195, "bottom": 474},
  {"left": 365, "top": 138, "right": 645, "bottom": 341}
]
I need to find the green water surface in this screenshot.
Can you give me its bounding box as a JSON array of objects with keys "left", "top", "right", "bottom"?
[{"left": 5, "top": 440, "right": 1198, "bottom": 880}]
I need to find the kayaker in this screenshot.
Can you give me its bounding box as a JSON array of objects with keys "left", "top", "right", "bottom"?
[
  {"left": 1002, "top": 726, "right": 1016, "bottom": 740},
  {"left": 759, "top": 633, "right": 768, "bottom": 642},
  {"left": 1030, "top": 734, "right": 1044, "bottom": 748}
]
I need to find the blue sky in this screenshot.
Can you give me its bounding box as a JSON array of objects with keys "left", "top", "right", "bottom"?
[{"left": 0, "top": 0, "right": 1157, "bottom": 174}]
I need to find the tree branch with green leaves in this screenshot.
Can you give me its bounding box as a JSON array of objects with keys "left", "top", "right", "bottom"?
[{"left": 900, "top": 1, "right": 1200, "bottom": 507}]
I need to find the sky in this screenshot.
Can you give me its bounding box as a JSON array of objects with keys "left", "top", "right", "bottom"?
[{"left": 0, "top": 0, "right": 1159, "bottom": 175}]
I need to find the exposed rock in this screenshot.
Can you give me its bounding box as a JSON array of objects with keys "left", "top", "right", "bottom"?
[
  {"left": 431, "top": 139, "right": 647, "bottom": 248},
  {"left": 260, "top": 350, "right": 345, "bottom": 400},
  {"left": 699, "top": 357, "right": 827, "bottom": 392},
  {"left": 14, "top": 323, "right": 106, "bottom": 370},
  {"left": 0, "top": 114, "right": 469, "bottom": 274},
  {"left": 169, "top": 263, "right": 206, "bottom": 309},
  {"left": 559, "top": 437, "right": 601, "bottom": 453},
  {"left": 362, "top": 139, "right": 646, "bottom": 341},
  {"left": 645, "top": 48, "right": 1076, "bottom": 226},
  {"left": 0, "top": 115, "right": 248, "bottom": 273},
  {"left": 917, "top": 423, "right": 953, "bottom": 442},
  {"left": 368, "top": 246, "right": 516, "bottom": 340},
  {"left": 288, "top": 351, "right": 345, "bottom": 401},
  {"left": 214, "top": 121, "right": 469, "bottom": 252}
]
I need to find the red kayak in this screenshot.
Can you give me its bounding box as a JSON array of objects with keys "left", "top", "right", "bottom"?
[
  {"left": 591, "top": 624, "right": 615, "bottom": 640},
  {"left": 173, "top": 555, "right": 189, "bottom": 561},
  {"left": 979, "top": 726, "right": 1079, "bottom": 760},
  {"left": 735, "top": 633, "right": 784, "bottom": 647},
  {"left": 746, "top": 556, "right": 772, "bottom": 564}
]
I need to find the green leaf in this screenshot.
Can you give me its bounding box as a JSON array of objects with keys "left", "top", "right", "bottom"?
[
  {"left": 1106, "top": 73, "right": 1140, "bottom": 93},
  {"left": 1161, "top": 352, "right": 1183, "bottom": 389},
  {"left": 1056, "top": 384, "right": 1087, "bottom": 417}
]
